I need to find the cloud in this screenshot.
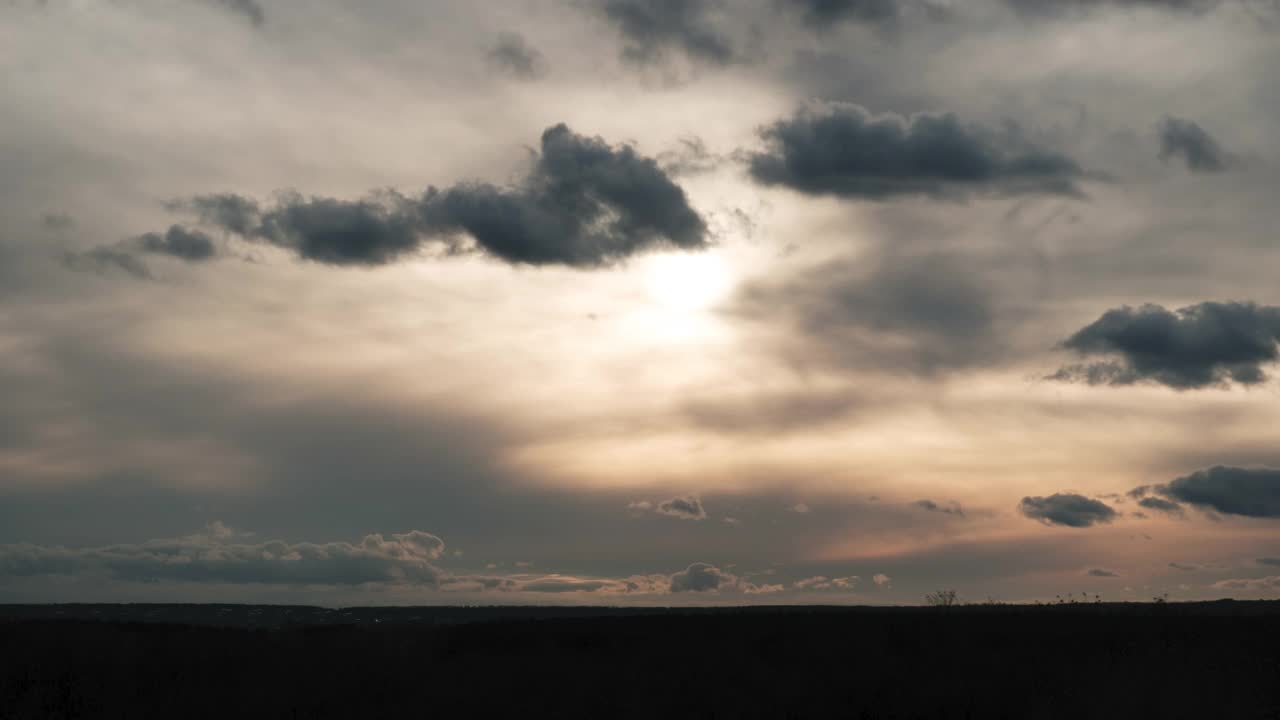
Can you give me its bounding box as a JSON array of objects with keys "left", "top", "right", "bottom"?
[
  {"left": 515, "top": 578, "right": 618, "bottom": 593},
  {"left": 791, "top": 503, "right": 811, "bottom": 513},
  {"left": 1146, "top": 466, "right": 1280, "bottom": 519},
  {"left": 1211, "top": 575, "right": 1280, "bottom": 591},
  {"left": 137, "top": 225, "right": 218, "bottom": 261},
  {"left": 1136, "top": 496, "right": 1186, "bottom": 518},
  {"left": 1051, "top": 302, "right": 1280, "bottom": 389},
  {"left": 669, "top": 562, "right": 736, "bottom": 592},
  {"left": 1158, "top": 116, "right": 1230, "bottom": 173},
  {"left": 872, "top": 573, "right": 891, "bottom": 587},
  {"left": 63, "top": 246, "right": 152, "bottom": 279},
  {"left": 795, "top": 575, "right": 859, "bottom": 590},
  {"left": 657, "top": 136, "right": 726, "bottom": 177},
  {"left": 1019, "top": 494, "right": 1118, "bottom": 528},
  {"left": 657, "top": 496, "right": 708, "bottom": 520},
  {"left": 134, "top": 124, "right": 707, "bottom": 269},
  {"left": 914, "top": 499, "right": 965, "bottom": 517},
  {"left": 782, "top": 0, "right": 903, "bottom": 26},
  {"left": 1004, "top": 0, "right": 1218, "bottom": 17},
  {"left": 1087, "top": 568, "right": 1119, "bottom": 577},
  {"left": 1169, "top": 562, "right": 1199, "bottom": 571},
  {"left": 591, "top": 0, "right": 738, "bottom": 66},
  {"left": 736, "top": 251, "right": 1001, "bottom": 376},
  {"left": 0, "top": 528, "right": 447, "bottom": 586},
  {"left": 747, "top": 102, "right": 1087, "bottom": 200},
  {"left": 208, "top": 0, "right": 265, "bottom": 26},
  {"left": 487, "top": 32, "right": 548, "bottom": 81},
  {"left": 65, "top": 225, "right": 218, "bottom": 278},
  {"left": 1259, "top": 558, "right": 1280, "bottom": 567},
  {"left": 42, "top": 212, "right": 74, "bottom": 231}
]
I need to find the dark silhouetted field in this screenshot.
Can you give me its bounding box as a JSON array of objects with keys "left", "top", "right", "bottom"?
[{"left": 2, "top": 602, "right": 1279, "bottom": 719}]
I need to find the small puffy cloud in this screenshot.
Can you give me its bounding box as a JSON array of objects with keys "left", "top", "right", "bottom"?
[
  {"left": 657, "top": 496, "right": 708, "bottom": 520},
  {"left": 137, "top": 225, "right": 218, "bottom": 261},
  {"left": 1087, "top": 568, "right": 1119, "bottom": 577},
  {"left": 1136, "top": 496, "right": 1185, "bottom": 518},
  {"left": 742, "top": 582, "right": 785, "bottom": 594},
  {"left": 873, "top": 573, "right": 891, "bottom": 588},
  {"left": 669, "top": 562, "right": 736, "bottom": 592},
  {"left": 1051, "top": 302, "right": 1280, "bottom": 390},
  {"left": 487, "top": 32, "right": 548, "bottom": 81},
  {"left": 914, "top": 499, "right": 965, "bottom": 517},
  {"left": 747, "top": 102, "right": 1086, "bottom": 200},
  {"left": 795, "top": 575, "right": 859, "bottom": 591},
  {"left": 1158, "top": 115, "right": 1230, "bottom": 173},
  {"left": 791, "top": 503, "right": 811, "bottom": 514},
  {"left": 1019, "top": 493, "right": 1117, "bottom": 528}
]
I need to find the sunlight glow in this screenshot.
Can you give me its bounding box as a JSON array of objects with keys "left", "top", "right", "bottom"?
[{"left": 644, "top": 252, "right": 733, "bottom": 312}]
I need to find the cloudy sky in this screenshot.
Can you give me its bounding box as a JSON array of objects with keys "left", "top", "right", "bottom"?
[{"left": 3, "top": 0, "right": 1280, "bottom": 606}]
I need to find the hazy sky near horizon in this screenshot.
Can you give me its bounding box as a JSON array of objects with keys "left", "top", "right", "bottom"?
[{"left": 2, "top": 0, "right": 1280, "bottom": 605}]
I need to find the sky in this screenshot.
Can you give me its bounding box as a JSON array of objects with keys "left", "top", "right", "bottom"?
[{"left": 2, "top": 0, "right": 1280, "bottom": 606}]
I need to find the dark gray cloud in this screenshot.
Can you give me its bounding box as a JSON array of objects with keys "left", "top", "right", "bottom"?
[
  {"left": 1148, "top": 466, "right": 1280, "bottom": 518},
  {"left": 137, "top": 225, "right": 218, "bottom": 261},
  {"left": 592, "top": 0, "right": 738, "bottom": 65},
  {"left": 423, "top": 124, "right": 707, "bottom": 266},
  {"left": 137, "top": 124, "right": 708, "bottom": 269},
  {"left": 253, "top": 192, "right": 422, "bottom": 266},
  {"left": 487, "top": 32, "right": 548, "bottom": 81},
  {"left": 914, "top": 499, "right": 965, "bottom": 516},
  {"left": 1019, "top": 494, "right": 1118, "bottom": 528},
  {"left": 1169, "top": 562, "right": 1199, "bottom": 571},
  {"left": 1136, "top": 496, "right": 1186, "bottom": 518},
  {"left": 1051, "top": 302, "right": 1280, "bottom": 389},
  {"left": 64, "top": 225, "right": 217, "bottom": 278},
  {"left": 0, "top": 528, "right": 446, "bottom": 586},
  {"left": 669, "top": 562, "right": 735, "bottom": 592},
  {"left": 657, "top": 496, "right": 708, "bottom": 520},
  {"left": 1087, "top": 567, "right": 1119, "bottom": 577},
  {"left": 736, "top": 250, "right": 1001, "bottom": 375},
  {"left": 208, "top": 0, "right": 265, "bottom": 26},
  {"left": 1258, "top": 557, "right": 1280, "bottom": 567},
  {"left": 1158, "top": 116, "right": 1230, "bottom": 173},
  {"left": 178, "top": 193, "right": 263, "bottom": 236},
  {"left": 781, "top": 0, "right": 903, "bottom": 26},
  {"left": 747, "top": 103, "right": 1087, "bottom": 200}
]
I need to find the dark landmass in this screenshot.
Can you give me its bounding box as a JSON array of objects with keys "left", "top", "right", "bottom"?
[{"left": 2, "top": 602, "right": 1279, "bottom": 718}]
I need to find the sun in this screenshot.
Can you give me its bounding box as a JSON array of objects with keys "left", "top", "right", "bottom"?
[{"left": 644, "top": 252, "right": 733, "bottom": 312}]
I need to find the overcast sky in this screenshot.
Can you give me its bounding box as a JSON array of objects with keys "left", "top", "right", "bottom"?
[{"left": 2, "top": 0, "right": 1280, "bottom": 606}]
